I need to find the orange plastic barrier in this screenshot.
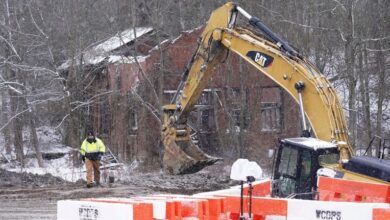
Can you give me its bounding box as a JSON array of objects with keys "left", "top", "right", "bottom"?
[
  {"left": 129, "top": 196, "right": 180, "bottom": 219},
  {"left": 318, "top": 176, "right": 390, "bottom": 203},
  {"left": 145, "top": 194, "right": 229, "bottom": 219},
  {"left": 166, "top": 200, "right": 181, "bottom": 219},
  {"left": 191, "top": 196, "right": 228, "bottom": 220},
  {"left": 206, "top": 197, "right": 227, "bottom": 220},
  {"left": 179, "top": 198, "right": 207, "bottom": 219},
  {"left": 225, "top": 196, "right": 287, "bottom": 219},
  {"left": 373, "top": 208, "right": 390, "bottom": 220},
  {"left": 243, "top": 180, "right": 271, "bottom": 197},
  {"left": 144, "top": 195, "right": 209, "bottom": 219}
]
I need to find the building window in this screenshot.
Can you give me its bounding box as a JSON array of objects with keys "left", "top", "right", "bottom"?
[
  {"left": 231, "top": 108, "right": 241, "bottom": 128},
  {"left": 129, "top": 110, "right": 138, "bottom": 131},
  {"left": 260, "top": 102, "right": 281, "bottom": 132},
  {"left": 227, "top": 107, "right": 250, "bottom": 133},
  {"left": 226, "top": 87, "right": 242, "bottom": 106},
  {"left": 225, "top": 88, "right": 249, "bottom": 132},
  {"left": 198, "top": 92, "right": 210, "bottom": 106},
  {"left": 116, "top": 71, "right": 121, "bottom": 90},
  {"left": 164, "top": 89, "right": 220, "bottom": 131},
  {"left": 100, "top": 99, "right": 109, "bottom": 135},
  {"left": 200, "top": 108, "right": 210, "bottom": 128}
]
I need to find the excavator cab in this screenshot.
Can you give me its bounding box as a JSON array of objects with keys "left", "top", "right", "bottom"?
[{"left": 271, "top": 137, "right": 340, "bottom": 199}]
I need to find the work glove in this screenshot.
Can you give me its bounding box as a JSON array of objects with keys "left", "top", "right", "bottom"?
[
  {"left": 81, "top": 155, "right": 85, "bottom": 163},
  {"left": 97, "top": 152, "right": 103, "bottom": 160}
]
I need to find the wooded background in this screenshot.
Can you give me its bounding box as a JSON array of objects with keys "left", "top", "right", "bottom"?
[{"left": 0, "top": 0, "right": 389, "bottom": 168}]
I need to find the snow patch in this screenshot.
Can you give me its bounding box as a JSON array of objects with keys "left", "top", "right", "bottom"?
[
  {"left": 171, "top": 26, "right": 203, "bottom": 45},
  {"left": 148, "top": 39, "right": 171, "bottom": 53},
  {"left": 284, "top": 137, "right": 337, "bottom": 150},
  {"left": 0, "top": 126, "right": 83, "bottom": 182},
  {"left": 93, "top": 27, "right": 153, "bottom": 54},
  {"left": 2, "top": 154, "right": 85, "bottom": 182},
  {"left": 107, "top": 55, "right": 147, "bottom": 64},
  {"left": 58, "top": 27, "right": 153, "bottom": 70}
]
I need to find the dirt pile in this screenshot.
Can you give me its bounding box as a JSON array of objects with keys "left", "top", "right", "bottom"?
[
  {"left": 0, "top": 168, "right": 69, "bottom": 188},
  {"left": 122, "top": 164, "right": 235, "bottom": 195}
]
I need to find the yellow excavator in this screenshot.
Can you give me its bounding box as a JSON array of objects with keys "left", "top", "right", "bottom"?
[{"left": 161, "top": 2, "right": 390, "bottom": 198}]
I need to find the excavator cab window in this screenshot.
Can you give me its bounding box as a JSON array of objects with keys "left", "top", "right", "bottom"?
[
  {"left": 299, "top": 151, "right": 312, "bottom": 182},
  {"left": 297, "top": 150, "right": 314, "bottom": 199},
  {"left": 274, "top": 146, "right": 299, "bottom": 198}
]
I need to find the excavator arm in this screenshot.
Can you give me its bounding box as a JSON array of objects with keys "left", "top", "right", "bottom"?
[{"left": 162, "top": 2, "right": 353, "bottom": 174}]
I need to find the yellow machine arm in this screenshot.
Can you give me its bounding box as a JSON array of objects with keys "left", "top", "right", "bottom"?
[{"left": 162, "top": 2, "right": 353, "bottom": 174}]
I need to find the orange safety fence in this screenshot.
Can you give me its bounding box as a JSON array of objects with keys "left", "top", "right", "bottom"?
[
  {"left": 138, "top": 198, "right": 182, "bottom": 220},
  {"left": 148, "top": 194, "right": 286, "bottom": 220},
  {"left": 149, "top": 195, "right": 223, "bottom": 220},
  {"left": 317, "top": 176, "right": 390, "bottom": 203},
  {"left": 373, "top": 208, "right": 390, "bottom": 220},
  {"left": 224, "top": 196, "right": 287, "bottom": 219},
  {"left": 206, "top": 197, "right": 227, "bottom": 220},
  {"left": 149, "top": 194, "right": 207, "bottom": 219},
  {"left": 243, "top": 180, "right": 271, "bottom": 197}
]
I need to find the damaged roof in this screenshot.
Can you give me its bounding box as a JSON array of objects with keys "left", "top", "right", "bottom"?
[{"left": 58, "top": 27, "right": 153, "bottom": 70}]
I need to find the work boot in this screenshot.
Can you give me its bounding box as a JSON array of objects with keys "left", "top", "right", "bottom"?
[{"left": 86, "top": 183, "right": 94, "bottom": 188}]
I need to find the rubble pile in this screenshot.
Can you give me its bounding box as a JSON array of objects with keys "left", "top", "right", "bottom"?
[{"left": 0, "top": 168, "right": 68, "bottom": 188}]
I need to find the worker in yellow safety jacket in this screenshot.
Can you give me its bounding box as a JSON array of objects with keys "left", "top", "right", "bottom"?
[{"left": 80, "top": 130, "right": 106, "bottom": 188}]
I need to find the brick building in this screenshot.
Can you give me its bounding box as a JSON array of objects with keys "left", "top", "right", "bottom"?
[{"left": 60, "top": 27, "right": 301, "bottom": 169}]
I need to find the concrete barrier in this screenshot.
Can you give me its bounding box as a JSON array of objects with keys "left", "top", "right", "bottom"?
[
  {"left": 57, "top": 200, "right": 138, "bottom": 220},
  {"left": 288, "top": 199, "right": 389, "bottom": 220}
]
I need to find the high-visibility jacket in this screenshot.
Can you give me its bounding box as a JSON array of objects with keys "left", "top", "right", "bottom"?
[{"left": 80, "top": 138, "right": 106, "bottom": 157}]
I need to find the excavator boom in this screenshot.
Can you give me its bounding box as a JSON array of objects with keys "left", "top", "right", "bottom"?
[
  {"left": 161, "top": 3, "right": 237, "bottom": 174},
  {"left": 162, "top": 2, "right": 353, "bottom": 174}
]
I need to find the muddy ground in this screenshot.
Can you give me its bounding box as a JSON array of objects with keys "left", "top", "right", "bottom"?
[{"left": 0, "top": 164, "right": 235, "bottom": 220}]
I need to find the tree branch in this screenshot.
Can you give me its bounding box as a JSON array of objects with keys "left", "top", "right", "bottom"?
[
  {"left": 0, "top": 107, "right": 30, "bottom": 132},
  {"left": 28, "top": 3, "right": 49, "bottom": 39}
]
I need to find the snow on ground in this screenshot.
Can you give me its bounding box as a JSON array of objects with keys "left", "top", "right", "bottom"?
[
  {"left": 0, "top": 126, "right": 237, "bottom": 184},
  {"left": 0, "top": 125, "right": 155, "bottom": 184},
  {"left": 1, "top": 154, "right": 86, "bottom": 182},
  {"left": 0, "top": 126, "right": 87, "bottom": 182}
]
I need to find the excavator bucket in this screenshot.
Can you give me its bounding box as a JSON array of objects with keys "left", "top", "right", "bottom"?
[
  {"left": 163, "top": 134, "right": 221, "bottom": 175},
  {"left": 161, "top": 105, "right": 221, "bottom": 175}
]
